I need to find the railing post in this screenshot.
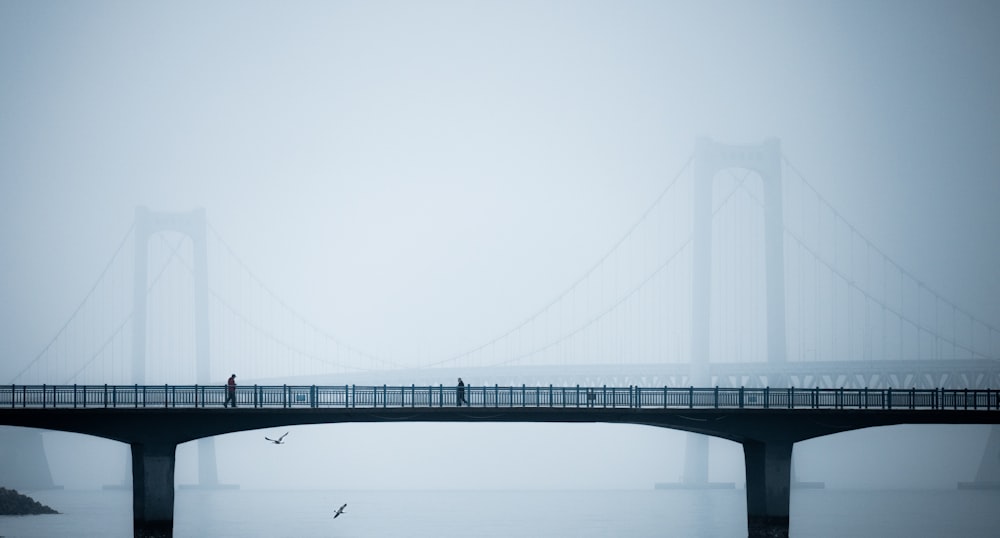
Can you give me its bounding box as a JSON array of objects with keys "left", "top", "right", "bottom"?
[
  {"left": 603, "top": 385, "right": 607, "bottom": 408},
  {"left": 887, "top": 387, "right": 892, "bottom": 410},
  {"left": 135, "top": 384, "right": 139, "bottom": 408},
  {"left": 576, "top": 384, "right": 580, "bottom": 408},
  {"left": 104, "top": 384, "right": 108, "bottom": 408},
  {"left": 714, "top": 386, "right": 719, "bottom": 409},
  {"left": 739, "top": 387, "right": 744, "bottom": 409},
  {"left": 689, "top": 386, "right": 694, "bottom": 409},
  {"left": 663, "top": 386, "right": 667, "bottom": 409},
  {"left": 910, "top": 387, "right": 916, "bottom": 410},
  {"left": 83, "top": 385, "right": 88, "bottom": 408},
  {"left": 73, "top": 384, "right": 77, "bottom": 408},
  {"left": 440, "top": 384, "right": 444, "bottom": 408},
  {"left": 964, "top": 388, "right": 969, "bottom": 410},
  {"left": 42, "top": 384, "right": 46, "bottom": 409}
]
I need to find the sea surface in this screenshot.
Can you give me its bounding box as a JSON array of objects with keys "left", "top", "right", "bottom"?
[{"left": 2, "top": 487, "right": 999, "bottom": 537}]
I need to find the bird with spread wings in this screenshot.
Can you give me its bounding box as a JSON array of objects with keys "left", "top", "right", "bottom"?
[
  {"left": 334, "top": 503, "right": 347, "bottom": 519},
  {"left": 264, "top": 432, "right": 289, "bottom": 445}
]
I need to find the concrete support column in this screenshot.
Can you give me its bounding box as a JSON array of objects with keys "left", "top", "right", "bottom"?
[
  {"left": 760, "top": 138, "right": 787, "bottom": 378},
  {"left": 132, "top": 206, "right": 151, "bottom": 384},
  {"left": 197, "top": 437, "right": 219, "bottom": 487},
  {"left": 743, "top": 439, "right": 793, "bottom": 538},
  {"left": 131, "top": 442, "right": 177, "bottom": 538},
  {"left": 683, "top": 434, "right": 709, "bottom": 484},
  {"left": 0, "top": 429, "right": 57, "bottom": 490}
]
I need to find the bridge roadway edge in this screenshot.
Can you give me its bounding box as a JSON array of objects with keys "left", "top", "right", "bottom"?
[{"left": 3, "top": 407, "right": 1000, "bottom": 538}]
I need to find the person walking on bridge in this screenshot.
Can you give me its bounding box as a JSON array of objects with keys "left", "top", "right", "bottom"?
[
  {"left": 224, "top": 374, "right": 237, "bottom": 408},
  {"left": 456, "top": 378, "right": 469, "bottom": 407}
]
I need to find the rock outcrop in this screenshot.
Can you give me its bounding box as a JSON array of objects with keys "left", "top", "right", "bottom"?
[{"left": 0, "top": 487, "right": 59, "bottom": 515}]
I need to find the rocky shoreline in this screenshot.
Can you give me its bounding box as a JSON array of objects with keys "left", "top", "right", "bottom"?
[{"left": 0, "top": 487, "right": 59, "bottom": 515}]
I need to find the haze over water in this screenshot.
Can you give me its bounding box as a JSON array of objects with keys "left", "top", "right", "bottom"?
[{"left": 2, "top": 1, "right": 1000, "bottom": 535}]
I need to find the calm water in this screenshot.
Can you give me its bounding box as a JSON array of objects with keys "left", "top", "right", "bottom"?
[{"left": 2, "top": 488, "right": 999, "bottom": 537}]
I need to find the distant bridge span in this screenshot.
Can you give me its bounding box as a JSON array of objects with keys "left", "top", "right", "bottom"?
[{"left": 271, "top": 358, "right": 1000, "bottom": 390}]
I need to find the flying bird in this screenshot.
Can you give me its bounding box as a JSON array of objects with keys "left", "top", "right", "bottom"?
[
  {"left": 265, "top": 432, "right": 289, "bottom": 445},
  {"left": 334, "top": 503, "right": 347, "bottom": 519}
]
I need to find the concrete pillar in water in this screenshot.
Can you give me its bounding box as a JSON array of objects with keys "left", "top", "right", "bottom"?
[
  {"left": 958, "top": 424, "right": 1000, "bottom": 489},
  {"left": 685, "top": 138, "right": 788, "bottom": 486},
  {"left": 133, "top": 207, "right": 219, "bottom": 489},
  {"left": 131, "top": 442, "right": 177, "bottom": 538},
  {"left": 743, "top": 439, "right": 792, "bottom": 538},
  {"left": 683, "top": 434, "right": 709, "bottom": 484},
  {"left": 0, "top": 429, "right": 58, "bottom": 490}
]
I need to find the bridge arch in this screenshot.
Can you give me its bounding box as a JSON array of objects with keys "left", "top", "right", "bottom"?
[
  {"left": 687, "top": 138, "right": 787, "bottom": 491},
  {"left": 692, "top": 137, "right": 786, "bottom": 377}
]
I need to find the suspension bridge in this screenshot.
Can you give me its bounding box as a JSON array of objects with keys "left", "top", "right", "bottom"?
[
  {"left": 11, "top": 138, "right": 999, "bottom": 384},
  {"left": 3, "top": 138, "right": 1000, "bottom": 536}
]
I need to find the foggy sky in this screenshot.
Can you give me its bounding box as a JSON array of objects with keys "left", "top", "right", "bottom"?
[{"left": 1, "top": 1, "right": 999, "bottom": 490}]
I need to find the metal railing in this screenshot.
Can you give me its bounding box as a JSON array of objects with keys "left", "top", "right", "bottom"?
[{"left": 2, "top": 384, "right": 998, "bottom": 411}]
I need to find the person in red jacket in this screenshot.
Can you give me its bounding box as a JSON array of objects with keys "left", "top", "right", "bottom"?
[{"left": 224, "top": 374, "right": 237, "bottom": 408}]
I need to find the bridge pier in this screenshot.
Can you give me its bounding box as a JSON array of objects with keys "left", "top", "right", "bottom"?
[
  {"left": 0, "top": 428, "right": 59, "bottom": 490},
  {"left": 131, "top": 442, "right": 177, "bottom": 538},
  {"left": 743, "top": 439, "right": 792, "bottom": 538}
]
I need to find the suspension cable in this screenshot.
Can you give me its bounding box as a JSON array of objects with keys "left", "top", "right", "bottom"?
[{"left": 12, "top": 224, "right": 135, "bottom": 383}]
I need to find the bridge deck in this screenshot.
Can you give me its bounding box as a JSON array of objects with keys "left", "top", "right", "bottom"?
[{"left": 4, "top": 384, "right": 998, "bottom": 412}]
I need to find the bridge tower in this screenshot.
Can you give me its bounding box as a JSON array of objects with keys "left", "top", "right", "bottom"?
[
  {"left": 132, "top": 206, "right": 220, "bottom": 488},
  {"left": 685, "top": 138, "right": 786, "bottom": 486}
]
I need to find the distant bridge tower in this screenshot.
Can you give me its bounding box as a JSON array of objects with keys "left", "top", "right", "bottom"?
[
  {"left": 133, "top": 207, "right": 220, "bottom": 487},
  {"left": 685, "top": 138, "right": 786, "bottom": 486}
]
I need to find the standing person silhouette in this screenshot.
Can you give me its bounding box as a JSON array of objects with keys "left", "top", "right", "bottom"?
[
  {"left": 224, "top": 374, "right": 237, "bottom": 408},
  {"left": 456, "top": 378, "right": 469, "bottom": 407}
]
